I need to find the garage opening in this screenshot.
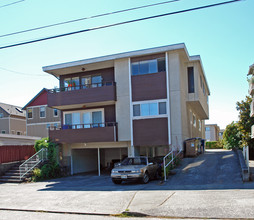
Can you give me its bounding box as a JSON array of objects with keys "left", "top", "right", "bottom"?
[{"left": 72, "top": 147, "right": 128, "bottom": 175}]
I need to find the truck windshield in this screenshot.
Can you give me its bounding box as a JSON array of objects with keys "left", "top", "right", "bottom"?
[{"left": 121, "top": 157, "right": 147, "bottom": 165}]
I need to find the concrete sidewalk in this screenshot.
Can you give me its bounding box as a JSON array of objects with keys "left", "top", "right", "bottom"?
[{"left": 0, "top": 149, "right": 254, "bottom": 219}]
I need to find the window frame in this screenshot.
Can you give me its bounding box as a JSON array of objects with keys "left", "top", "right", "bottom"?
[
  {"left": 132, "top": 100, "right": 167, "bottom": 119},
  {"left": 0, "top": 113, "right": 3, "bottom": 118},
  {"left": 27, "top": 108, "right": 33, "bottom": 119},
  {"left": 131, "top": 57, "right": 166, "bottom": 76},
  {"left": 63, "top": 108, "right": 105, "bottom": 128},
  {"left": 53, "top": 109, "right": 59, "bottom": 117},
  {"left": 39, "top": 106, "right": 46, "bottom": 118}
]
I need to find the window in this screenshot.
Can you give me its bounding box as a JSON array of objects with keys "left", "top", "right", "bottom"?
[
  {"left": 133, "top": 101, "right": 167, "bottom": 117},
  {"left": 64, "top": 109, "right": 104, "bottom": 129},
  {"left": 199, "top": 120, "right": 202, "bottom": 131},
  {"left": 1, "top": 130, "right": 6, "bottom": 134},
  {"left": 131, "top": 57, "right": 166, "bottom": 76},
  {"left": 205, "top": 127, "right": 210, "bottom": 131},
  {"left": 188, "top": 67, "right": 194, "bottom": 93},
  {"left": 54, "top": 123, "right": 58, "bottom": 128},
  {"left": 53, "top": 109, "right": 58, "bottom": 117},
  {"left": 40, "top": 106, "right": 46, "bottom": 118},
  {"left": 46, "top": 124, "right": 50, "bottom": 129},
  {"left": 64, "top": 77, "right": 80, "bottom": 91},
  {"left": 193, "top": 114, "right": 196, "bottom": 127},
  {"left": 200, "top": 75, "right": 202, "bottom": 88},
  {"left": 27, "top": 108, "right": 33, "bottom": 119},
  {"left": 0, "top": 113, "right": 3, "bottom": 118},
  {"left": 81, "top": 75, "right": 102, "bottom": 88},
  {"left": 17, "top": 131, "right": 21, "bottom": 135}
]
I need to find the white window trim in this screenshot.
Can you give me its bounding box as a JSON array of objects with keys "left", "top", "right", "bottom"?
[
  {"left": 27, "top": 108, "right": 33, "bottom": 120},
  {"left": 40, "top": 106, "right": 46, "bottom": 118},
  {"left": 63, "top": 108, "right": 105, "bottom": 125},
  {"left": 132, "top": 99, "right": 168, "bottom": 120}
]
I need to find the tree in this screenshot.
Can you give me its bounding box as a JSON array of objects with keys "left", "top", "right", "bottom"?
[
  {"left": 223, "top": 122, "right": 241, "bottom": 149},
  {"left": 236, "top": 96, "right": 254, "bottom": 149}
]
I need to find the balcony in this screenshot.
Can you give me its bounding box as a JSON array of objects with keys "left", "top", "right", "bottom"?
[
  {"left": 47, "top": 81, "right": 116, "bottom": 109},
  {"left": 49, "top": 122, "right": 117, "bottom": 144}
]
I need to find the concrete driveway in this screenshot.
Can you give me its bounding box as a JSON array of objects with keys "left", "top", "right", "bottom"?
[{"left": 0, "top": 149, "right": 254, "bottom": 219}]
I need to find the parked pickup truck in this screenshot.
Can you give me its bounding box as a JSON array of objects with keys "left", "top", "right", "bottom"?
[{"left": 111, "top": 156, "right": 160, "bottom": 184}]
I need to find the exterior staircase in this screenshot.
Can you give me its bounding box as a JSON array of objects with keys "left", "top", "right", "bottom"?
[{"left": 0, "top": 148, "right": 48, "bottom": 183}]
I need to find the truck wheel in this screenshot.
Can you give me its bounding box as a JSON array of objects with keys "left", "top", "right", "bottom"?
[{"left": 112, "top": 179, "right": 122, "bottom": 184}]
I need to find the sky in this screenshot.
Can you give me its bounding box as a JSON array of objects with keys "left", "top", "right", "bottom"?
[{"left": 0, "top": 0, "right": 253, "bottom": 129}]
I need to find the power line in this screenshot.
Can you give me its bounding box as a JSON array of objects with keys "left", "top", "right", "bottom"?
[
  {"left": 0, "top": 0, "right": 24, "bottom": 9},
  {"left": 0, "top": 0, "right": 243, "bottom": 50},
  {"left": 0, "top": 0, "right": 180, "bottom": 38},
  {"left": 0, "top": 67, "right": 47, "bottom": 77}
]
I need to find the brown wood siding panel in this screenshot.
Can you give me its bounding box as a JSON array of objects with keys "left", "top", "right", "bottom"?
[
  {"left": 49, "top": 126, "right": 116, "bottom": 144},
  {"left": 48, "top": 85, "right": 116, "bottom": 107},
  {"left": 59, "top": 67, "right": 114, "bottom": 87},
  {"left": 131, "top": 72, "right": 167, "bottom": 101},
  {"left": 133, "top": 118, "right": 168, "bottom": 146},
  {"left": 131, "top": 53, "right": 165, "bottom": 62},
  {"left": 0, "top": 145, "right": 35, "bottom": 163}
]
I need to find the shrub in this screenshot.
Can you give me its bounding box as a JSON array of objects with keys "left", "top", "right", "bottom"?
[
  {"left": 206, "top": 141, "right": 223, "bottom": 149},
  {"left": 32, "top": 138, "right": 61, "bottom": 181},
  {"left": 32, "top": 168, "right": 42, "bottom": 182}
]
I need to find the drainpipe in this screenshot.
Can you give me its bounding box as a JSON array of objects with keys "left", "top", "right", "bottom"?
[{"left": 98, "top": 148, "right": 100, "bottom": 176}]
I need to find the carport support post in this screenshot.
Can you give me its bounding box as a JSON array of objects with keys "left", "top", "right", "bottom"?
[{"left": 98, "top": 148, "right": 100, "bottom": 176}]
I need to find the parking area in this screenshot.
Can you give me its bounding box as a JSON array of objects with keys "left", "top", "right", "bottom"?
[{"left": 1, "top": 149, "right": 254, "bottom": 219}]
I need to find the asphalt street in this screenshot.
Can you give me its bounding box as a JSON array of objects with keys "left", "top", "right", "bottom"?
[{"left": 0, "top": 149, "right": 254, "bottom": 219}]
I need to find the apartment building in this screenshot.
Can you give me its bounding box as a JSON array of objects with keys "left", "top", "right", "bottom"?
[
  {"left": 205, "top": 124, "right": 220, "bottom": 141},
  {"left": 43, "top": 43, "right": 210, "bottom": 175},
  {"left": 23, "top": 88, "right": 61, "bottom": 138},
  {"left": 0, "top": 103, "right": 26, "bottom": 135}
]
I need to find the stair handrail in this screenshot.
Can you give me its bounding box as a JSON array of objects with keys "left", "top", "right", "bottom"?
[
  {"left": 163, "top": 149, "right": 182, "bottom": 182},
  {"left": 19, "top": 148, "right": 48, "bottom": 180}
]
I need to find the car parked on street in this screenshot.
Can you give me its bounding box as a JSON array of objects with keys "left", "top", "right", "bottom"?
[{"left": 111, "top": 156, "right": 160, "bottom": 184}]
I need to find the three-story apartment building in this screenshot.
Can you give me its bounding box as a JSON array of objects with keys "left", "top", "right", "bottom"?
[{"left": 43, "top": 43, "right": 210, "bottom": 175}]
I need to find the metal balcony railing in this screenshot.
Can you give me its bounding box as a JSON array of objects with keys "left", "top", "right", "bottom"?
[
  {"left": 50, "top": 122, "right": 117, "bottom": 130},
  {"left": 48, "top": 81, "right": 115, "bottom": 93}
]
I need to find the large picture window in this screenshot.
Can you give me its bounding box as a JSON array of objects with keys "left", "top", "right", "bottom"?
[
  {"left": 133, "top": 101, "right": 167, "bottom": 117},
  {"left": 132, "top": 57, "right": 165, "bottom": 76},
  {"left": 64, "top": 109, "right": 104, "bottom": 129}
]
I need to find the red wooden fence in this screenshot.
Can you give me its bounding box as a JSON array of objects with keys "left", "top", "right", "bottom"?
[{"left": 0, "top": 145, "right": 36, "bottom": 164}]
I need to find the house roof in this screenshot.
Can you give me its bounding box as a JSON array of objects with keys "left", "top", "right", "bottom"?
[
  {"left": 42, "top": 43, "right": 210, "bottom": 95},
  {"left": 22, "top": 88, "right": 48, "bottom": 110},
  {"left": 0, "top": 102, "right": 26, "bottom": 117}
]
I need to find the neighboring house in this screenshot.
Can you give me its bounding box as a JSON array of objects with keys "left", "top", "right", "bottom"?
[
  {"left": 0, "top": 102, "right": 26, "bottom": 135},
  {"left": 205, "top": 124, "right": 220, "bottom": 141},
  {"left": 219, "top": 129, "right": 225, "bottom": 140},
  {"left": 23, "top": 88, "right": 61, "bottom": 138},
  {"left": 42, "top": 43, "right": 210, "bottom": 175}
]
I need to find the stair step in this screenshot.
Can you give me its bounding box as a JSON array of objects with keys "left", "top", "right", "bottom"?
[{"left": 0, "top": 178, "right": 22, "bottom": 183}]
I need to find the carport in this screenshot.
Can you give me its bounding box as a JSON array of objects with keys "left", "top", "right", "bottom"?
[{"left": 71, "top": 147, "right": 128, "bottom": 176}]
